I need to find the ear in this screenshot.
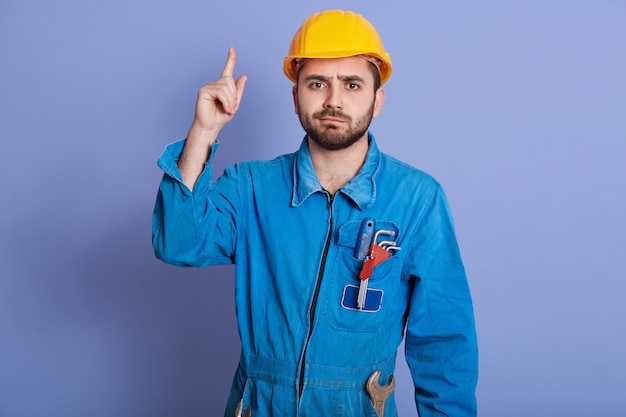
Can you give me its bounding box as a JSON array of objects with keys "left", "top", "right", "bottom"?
[
  {"left": 292, "top": 85, "right": 299, "bottom": 114},
  {"left": 372, "top": 87, "right": 385, "bottom": 118}
]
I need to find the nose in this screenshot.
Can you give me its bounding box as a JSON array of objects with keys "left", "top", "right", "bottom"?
[{"left": 324, "top": 84, "right": 342, "bottom": 109}]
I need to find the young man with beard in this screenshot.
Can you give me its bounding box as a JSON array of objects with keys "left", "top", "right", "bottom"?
[{"left": 152, "top": 9, "right": 478, "bottom": 417}]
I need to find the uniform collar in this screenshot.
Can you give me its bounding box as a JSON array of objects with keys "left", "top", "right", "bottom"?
[{"left": 291, "top": 132, "right": 380, "bottom": 210}]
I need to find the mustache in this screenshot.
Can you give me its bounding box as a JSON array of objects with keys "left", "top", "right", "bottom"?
[{"left": 313, "top": 109, "right": 351, "bottom": 122}]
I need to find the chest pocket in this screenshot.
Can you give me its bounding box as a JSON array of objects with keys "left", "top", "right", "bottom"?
[{"left": 322, "top": 219, "right": 402, "bottom": 333}]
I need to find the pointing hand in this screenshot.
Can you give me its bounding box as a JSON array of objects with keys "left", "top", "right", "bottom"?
[
  {"left": 190, "top": 47, "right": 247, "bottom": 136},
  {"left": 179, "top": 47, "right": 247, "bottom": 189}
]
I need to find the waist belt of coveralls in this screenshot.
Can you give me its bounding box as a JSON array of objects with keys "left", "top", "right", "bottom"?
[{"left": 240, "top": 353, "right": 396, "bottom": 389}]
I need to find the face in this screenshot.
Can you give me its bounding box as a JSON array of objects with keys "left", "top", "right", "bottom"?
[{"left": 293, "top": 57, "right": 385, "bottom": 151}]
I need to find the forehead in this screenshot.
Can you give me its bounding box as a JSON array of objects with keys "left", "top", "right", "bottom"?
[{"left": 298, "top": 56, "right": 374, "bottom": 81}]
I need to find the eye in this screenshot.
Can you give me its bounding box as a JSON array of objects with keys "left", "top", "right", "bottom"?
[
  {"left": 309, "top": 81, "right": 324, "bottom": 89},
  {"left": 346, "top": 82, "right": 360, "bottom": 91}
]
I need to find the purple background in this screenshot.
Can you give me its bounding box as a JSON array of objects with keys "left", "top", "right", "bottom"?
[{"left": 1, "top": 1, "right": 625, "bottom": 416}]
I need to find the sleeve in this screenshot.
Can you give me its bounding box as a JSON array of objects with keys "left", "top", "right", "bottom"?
[
  {"left": 403, "top": 185, "right": 478, "bottom": 416},
  {"left": 151, "top": 139, "right": 244, "bottom": 267}
]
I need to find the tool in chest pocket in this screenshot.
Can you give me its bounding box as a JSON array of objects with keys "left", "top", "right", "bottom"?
[{"left": 355, "top": 218, "right": 401, "bottom": 310}]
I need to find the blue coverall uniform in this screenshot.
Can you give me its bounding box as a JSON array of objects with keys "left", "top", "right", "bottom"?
[{"left": 152, "top": 133, "right": 478, "bottom": 416}]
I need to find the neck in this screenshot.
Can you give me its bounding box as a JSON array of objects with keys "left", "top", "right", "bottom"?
[{"left": 308, "top": 135, "right": 369, "bottom": 195}]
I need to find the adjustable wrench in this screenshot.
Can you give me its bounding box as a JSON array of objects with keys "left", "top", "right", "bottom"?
[{"left": 366, "top": 370, "right": 395, "bottom": 417}]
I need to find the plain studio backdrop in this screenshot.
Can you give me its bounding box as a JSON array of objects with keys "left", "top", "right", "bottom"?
[{"left": 1, "top": 1, "right": 625, "bottom": 416}]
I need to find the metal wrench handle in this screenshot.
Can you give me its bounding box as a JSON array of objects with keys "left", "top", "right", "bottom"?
[
  {"left": 366, "top": 370, "right": 395, "bottom": 417},
  {"left": 234, "top": 400, "right": 251, "bottom": 417}
]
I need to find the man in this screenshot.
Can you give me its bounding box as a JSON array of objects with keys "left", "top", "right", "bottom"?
[{"left": 153, "top": 9, "right": 478, "bottom": 417}]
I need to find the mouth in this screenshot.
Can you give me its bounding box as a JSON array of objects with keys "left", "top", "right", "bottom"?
[
  {"left": 319, "top": 117, "right": 346, "bottom": 124},
  {"left": 315, "top": 110, "right": 350, "bottom": 124}
]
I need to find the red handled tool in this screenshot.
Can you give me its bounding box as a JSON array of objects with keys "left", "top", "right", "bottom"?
[{"left": 357, "top": 230, "right": 398, "bottom": 309}]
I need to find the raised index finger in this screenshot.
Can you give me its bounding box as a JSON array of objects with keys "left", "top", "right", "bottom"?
[{"left": 220, "top": 47, "right": 237, "bottom": 78}]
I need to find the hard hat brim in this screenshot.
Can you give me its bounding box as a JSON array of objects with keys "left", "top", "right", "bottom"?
[{"left": 283, "top": 52, "right": 392, "bottom": 85}]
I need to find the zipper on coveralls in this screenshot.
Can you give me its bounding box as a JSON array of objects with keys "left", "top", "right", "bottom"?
[{"left": 298, "top": 193, "right": 334, "bottom": 399}]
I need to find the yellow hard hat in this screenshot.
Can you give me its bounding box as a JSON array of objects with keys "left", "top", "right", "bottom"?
[{"left": 284, "top": 10, "right": 392, "bottom": 85}]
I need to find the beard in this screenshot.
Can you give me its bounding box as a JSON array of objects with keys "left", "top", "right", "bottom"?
[{"left": 297, "top": 101, "right": 375, "bottom": 151}]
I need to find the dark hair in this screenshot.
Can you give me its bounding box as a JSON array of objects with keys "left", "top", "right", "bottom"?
[{"left": 367, "top": 60, "right": 382, "bottom": 91}]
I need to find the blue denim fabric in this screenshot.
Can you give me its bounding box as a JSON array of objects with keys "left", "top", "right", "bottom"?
[{"left": 152, "top": 133, "right": 478, "bottom": 417}]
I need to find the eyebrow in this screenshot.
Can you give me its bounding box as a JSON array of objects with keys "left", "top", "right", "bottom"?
[{"left": 302, "top": 74, "right": 368, "bottom": 84}]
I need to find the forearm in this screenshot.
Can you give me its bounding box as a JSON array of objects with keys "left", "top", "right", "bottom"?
[
  {"left": 152, "top": 139, "right": 240, "bottom": 267},
  {"left": 405, "top": 303, "right": 478, "bottom": 416},
  {"left": 151, "top": 139, "right": 212, "bottom": 266},
  {"left": 152, "top": 174, "right": 209, "bottom": 266},
  {"left": 404, "top": 186, "right": 478, "bottom": 415},
  {"left": 153, "top": 47, "right": 246, "bottom": 264},
  {"left": 178, "top": 125, "right": 219, "bottom": 190}
]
